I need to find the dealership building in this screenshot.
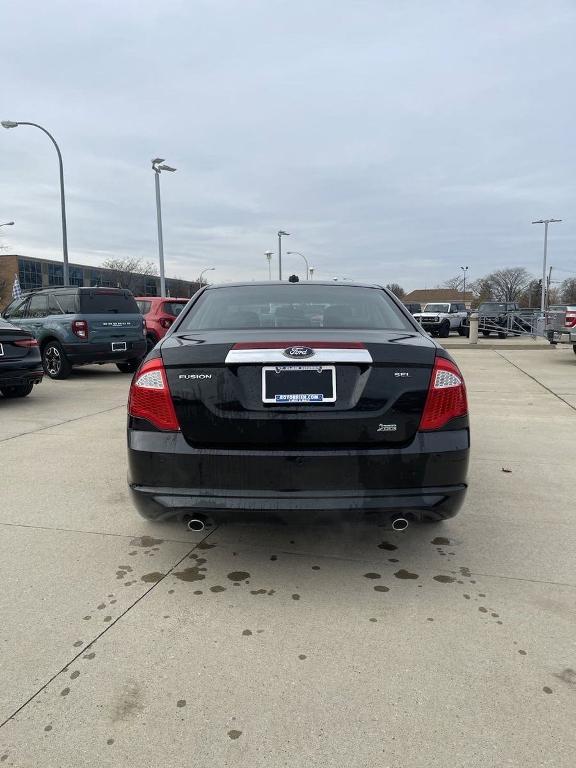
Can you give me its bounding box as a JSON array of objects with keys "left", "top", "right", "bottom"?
[{"left": 0, "top": 253, "right": 199, "bottom": 309}]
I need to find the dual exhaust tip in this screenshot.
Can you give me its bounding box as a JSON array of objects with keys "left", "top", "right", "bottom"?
[{"left": 186, "top": 515, "right": 409, "bottom": 532}]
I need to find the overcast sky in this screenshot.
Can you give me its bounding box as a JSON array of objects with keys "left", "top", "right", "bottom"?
[{"left": 1, "top": 0, "right": 575, "bottom": 290}]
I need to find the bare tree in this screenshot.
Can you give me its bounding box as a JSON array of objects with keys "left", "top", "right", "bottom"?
[
  {"left": 561, "top": 277, "right": 576, "bottom": 304},
  {"left": 100, "top": 257, "right": 158, "bottom": 293},
  {"left": 481, "top": 267, "right": 532, "bottom": 302},
  {"left": 385, "top": 283, "right": 406, "bottom": 300},
  {"left": 443, "top": 275, "right": 463, "bottom": 291}
]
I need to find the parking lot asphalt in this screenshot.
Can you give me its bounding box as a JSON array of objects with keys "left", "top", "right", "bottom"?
[{"left": 0, "top": 346, "right": 575, "bottom": 767}]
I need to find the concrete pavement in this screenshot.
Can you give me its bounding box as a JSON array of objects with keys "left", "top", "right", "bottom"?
[{"left": 0, "top": 348, "right": 575, "bottom": 767}]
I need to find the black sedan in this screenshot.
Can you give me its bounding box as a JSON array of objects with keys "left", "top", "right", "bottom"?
[
  {"left": 0, "top": 317, "right": 43, "bottom": 398},
  {"left": 127, "top": 282, "right": 469, "bottom": 529}
]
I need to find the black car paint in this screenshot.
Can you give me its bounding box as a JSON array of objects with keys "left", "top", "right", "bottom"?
[
  {"left": 127, "top": 283, "right": 470, "bottom": 524},
  {"left": 0, "top": 318, "right": 43, "bottom": 391}
]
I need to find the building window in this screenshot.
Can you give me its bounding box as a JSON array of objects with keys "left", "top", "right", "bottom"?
[
  {"left": 145, "top": 278, "right": 158, "bottom": 296},
  {"left": 69, "top": 267, "right": 84, "bottom": 287},
  {"left": 18, "top": 259, "right": 43, "bottom": 290},
  {"left": 48, "top": 263, "right": 64, "bottom": 286}
]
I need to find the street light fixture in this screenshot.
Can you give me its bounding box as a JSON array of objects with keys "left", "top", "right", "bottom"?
[
  {"left": 2, "top": 120, "right": 69, "bottom": 284},
  {"left": 286, "top": 251, "right": 310, "bottom": 280},
  {"left": 277, "top": 230, "right": 290, "bottom": 280},
  {"left": 152, "top": 158, "right": 177, "bottom": 297},
  {"left": 309, "top": 267, "right": 315, "bottom": 279},
  {"left": 264, "top": 251, "right": 273, "bottom": 281},
  {"left": 460, "top": 266, "right": 469, "bottom": 303},
  {"left": 532, "top": 219, "right": 562, "bottom": 313},
  {"left": 0, "top": 221, "right": 15, "bottom": 227},
  {"left": 198, "top": 267, "right": 215, "bottom": 285}
]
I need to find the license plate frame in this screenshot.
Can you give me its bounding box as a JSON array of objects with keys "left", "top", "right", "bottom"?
[
  {"left": 111, "top": 342, "right": 127, "bottom": 352},
  {"left": 262, "top": 365, "right": 336, "bottom": 404}
]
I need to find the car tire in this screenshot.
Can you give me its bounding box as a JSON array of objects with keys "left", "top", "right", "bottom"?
[
  {"left": 457, "top": 324, "right": 465, "bottom": 336},
  {"left": 1, "top": 382, "right": 35, "bottom": 398},
  {"left": 482, "top": 330, "right": 490, "bottom": 337},
  {"left": 439, "top": 321, "right": 450, "bottom": 338},
  {"left": 117, "top": 360, "right": 140, "bottom": 374},
  {"left": 573, "top": 344, "right": 576, "bottom": 355},
  {"left": 42, "top": 341, "right": 72, "bottom": 379},
  {"left": 497, "top": 331, "right": 507, "bottom": 339}
]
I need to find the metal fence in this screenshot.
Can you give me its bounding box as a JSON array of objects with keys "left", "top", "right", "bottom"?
[{"left": 476, "top": 309, "right": 566, "bottom": 338}]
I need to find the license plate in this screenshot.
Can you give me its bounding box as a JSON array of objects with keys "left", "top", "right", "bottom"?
[
  {"left": 262, "top": 365, "right": 336, "bottom": 404},
  {"left": 111, "top": 342, "right": 127, "bottom": 352}
]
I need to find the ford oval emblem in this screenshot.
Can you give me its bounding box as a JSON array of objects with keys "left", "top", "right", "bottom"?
[{"left": 283, "top": 345, "right": 315, "bottom": 359}]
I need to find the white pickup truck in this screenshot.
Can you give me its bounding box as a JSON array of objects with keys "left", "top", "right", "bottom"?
[{"left": 413, "top": 302, "right": 469, "bottom": 337}]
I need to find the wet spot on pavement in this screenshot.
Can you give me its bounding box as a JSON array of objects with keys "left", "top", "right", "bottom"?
[
  {"left": 298, "top": 654, "right": 307, "bottom": 660},
  {"left": 228, "top": 730, "right": 242, "bottom": 740},
  {"left": 251, "top": 589, "right": 267, "bottom": 595},
  {"left": 83, "top": 652, "right": 96, "bottom": 660},
  {"left": 378, "top": 541, "right": 398, "bottom": 551},
  {"left": 83, "top": 615, "right": 91, "bottom": 620},
  {"left": 193, "top": 590, "right": 203, "bottom": 595},
  {"left": 518, "top": 650, "right": 527, "bottom": 656},
  {"left": 431, "top": 537, "right": 450, "bottom": 545},
  {"left": 130, "top": 536, "right": 164, "bottom": 548},
  {"left": 61, "top": 688, "right": 70, "bottom": 696},
  {"left": 543, "top": 687, "right": 553, "bottom": 694},
  {"left": 394, "top": 569, "right": 418, "bottom": 580},
  {"left": 104, "top": 616, "right": 112, "bottom": 622},
  {"left": 433, "top": 575, "right": 456, "bottom": 583},
  {"left": 427, "top": 618, "right": 434, "bottom": 622},
  {"left": 70, "top": 671, "right": 80, "bottom": 680},
  {"left": 242, "top": 630, "right": 252, "bottom": 636},
  {"left": 197, "top": 540, "right": 216, "bottom": 550},
  {"left": 463, "top": 594, "right": 471, "bottom": 599},
  {"left": 177, "top": 699, "right": 186, "bottom": 708},
  {"left": 210, "top": 586, "right": 226, "bottom": 593},
  {"left": 44, "top": 725, "right": 52, "bottom": 732},
  {"left": 174, "top": 566, "right": 205, "bottom": 582},
  {"left": 107, "top": 739, "right": 115, "bottom": 745},
  {"left": 270, "top": 555, "right": 278, "bottom": 561},
  {"left": 388, "top": 558, "right": 399, "bottom": 563},
  {"left": 312, "top": 565, "right": 320, "bottom": 570},
  {"left": 364, "top": 573, "right": 381, "bottom": 580},
  {"left": 97, "top": 603, "right": 106, "bottom": 610},
  {"left": 374, "top": 585, "right": 390, "bottom": 593},
  {"left": 227, "top": 571, "right": 250, "bottom": 581},
  {"left": 554, "top": 669, "right": 576, "bottom": 686},
  {"left": 369, "top": 618, "right": 378, "bottom": 622},
  {"left": 141, "top": 572, "right": 165, "bottom": 583},
  {"left": 168, "top": 589, "right": 175, "bottom": 594},
  {"left": 73, "top": 640, "right": 84, "bottom": 647},
  {"left": 478, "top": 607, "right": 488, "bottom": 613},
  {"left": 292, "top": 594, "right": 301, "bottom": 600}
]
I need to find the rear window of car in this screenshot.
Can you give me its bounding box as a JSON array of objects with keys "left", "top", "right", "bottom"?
[
  {"left": 480, "top": 303, "right": 506, "bottom": 312},
  {"left": 136, "top": 300, "right": 152, "bottom": 314},
  {"left": 178, "top": 285, "right": 414, "bottom": 331},
  {"left": 79, "top": 290, "right": 140, "bottom": 314},
  {"left": 163, "top": 301, "right": 186, "bottom": 317},
  {"left": 423, "top": 304, "right": 450, "bottom": 312}
]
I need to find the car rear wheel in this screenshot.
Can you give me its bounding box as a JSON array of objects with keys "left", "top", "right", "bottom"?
[
  {"left": 42, "top": 341, "right": 72, "bottom": 379},
  {"left": 439, "top": 321, "right": 450, "bottom": 338},
  {"left": 1, "top": 382, "right": 35, "bottom": 398},
  {"left": 457, "top": 324, "right": 466, "bottom": 336},
  {"left": 497, "top": 331, "right": 507, "bottom": 339},
  {"left": 482, "top": 330, "right": 490, "bottom": 337},
  {"left": 117, "top": 360, "right": 141, "bottom": 374}
]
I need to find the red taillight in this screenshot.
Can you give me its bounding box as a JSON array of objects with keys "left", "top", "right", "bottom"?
[
  {"left": 159, "top": 317, "right": 173, "bottom": 330},
  {"left": 128, "top": 358, "right": 180, "bottom": 431},
  {"left": 13, "top": 338, "right": 39, "bottom": 348},
  {"left": 565, "top": 312, "right": 576, "bottom": 328},
  {"left": 420, "top": 356, "right": 468, "bottom": 431},
  {"left": 72, "top": 320, "right": 89, "bottom": 339}
]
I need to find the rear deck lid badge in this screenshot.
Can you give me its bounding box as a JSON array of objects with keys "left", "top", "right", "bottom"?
[
  {"left": 283, "top": 346, "right": 315, "bottom": 359},
  {"left": 377, "top": 424, "right": 397, "bottom": 432}
]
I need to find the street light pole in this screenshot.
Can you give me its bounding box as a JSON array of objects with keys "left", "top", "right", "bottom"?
[
  {"left": 532, "top": 219, "right": 561, "bottom": 313},
  {"left": 287, "top": 251, "right": 310, "bottom": 280},
  {"left": 2, "top": 120, "right": 69, "bottom": 284},
  {"left": 152, "top": 158, "right": 177, "bottom": 297},
  {"left": 264, "top": 251, "right": 273, "bottom": 280},
  {"left": 277, "top": 231, "right": 289, "bottom": 280},
  {"left": 460, "top": 266, "right": 469, "bottom": 303},
  {"left": 198, "top": 267, "right": 215, "bottom": 285}
]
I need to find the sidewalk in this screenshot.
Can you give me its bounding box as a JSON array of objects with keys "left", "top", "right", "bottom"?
[{"left": 442, "top": 335, "right": 553, "bottom": 350}]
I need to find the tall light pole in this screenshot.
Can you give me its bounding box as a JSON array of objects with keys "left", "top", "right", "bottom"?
[
  {"left": 152, "top": 158, "right": 176, "bottom": 297},
  {"left": 309, "top": 267, "right": 315, "bottom": 279},
  {"left": 2, "top": 120, "right": 69, "bottom": 284},
  {"left": 460, "top": 266, "right": 469, "bottom": 303},
  {"left": 287, "top": 251, "right": 309, "bottom": 280},
  {"left": 532, "top": 219, "right": 561, "bottom": 313},
  {"left": 198, "top": 267, "right": 215, "bottom": 285},
  {"left": 277, "top": 230, "right": 289, "bottom": 280},
  {"left": 264, "top": 251, "right": 273, "bottom": 280}
]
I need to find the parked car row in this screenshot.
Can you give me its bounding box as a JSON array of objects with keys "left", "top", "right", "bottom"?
[
  {"left": 409, "top": 302, "right": 469, "bottom": 337},
  {"left": 1, "top": 287, "right": 190, "bottom": 395}
]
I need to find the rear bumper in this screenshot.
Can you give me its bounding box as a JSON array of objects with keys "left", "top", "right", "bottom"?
[
  {"left": 128, "top": 429, "right": 470, "bottom": 523},
  {"left": 63, "top": 339, "right": 146, "bottom": 364},
  {"left": 0, "top": 362, "right": 43, "bottom": 388}
]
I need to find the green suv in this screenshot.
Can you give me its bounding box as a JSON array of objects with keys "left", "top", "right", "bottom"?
[{"left": 2, "top": 287, "right": 146, "bottom": 379}]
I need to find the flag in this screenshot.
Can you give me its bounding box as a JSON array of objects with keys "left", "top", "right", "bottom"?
[{"left": 12, "top": 274, "right": 22, "bottom": 300}]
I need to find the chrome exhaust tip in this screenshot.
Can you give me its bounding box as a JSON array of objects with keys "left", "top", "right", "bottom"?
[
  {"left": 186, "top": 518, "right": 206, "bottom": 532},
  {"left": 391, "top": 517, "right": 409, "bottom": 532}
]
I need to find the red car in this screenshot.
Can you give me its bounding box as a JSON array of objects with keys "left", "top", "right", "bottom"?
[{"left": 135, "top": 297, "right": 188, "bottom": 352}]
